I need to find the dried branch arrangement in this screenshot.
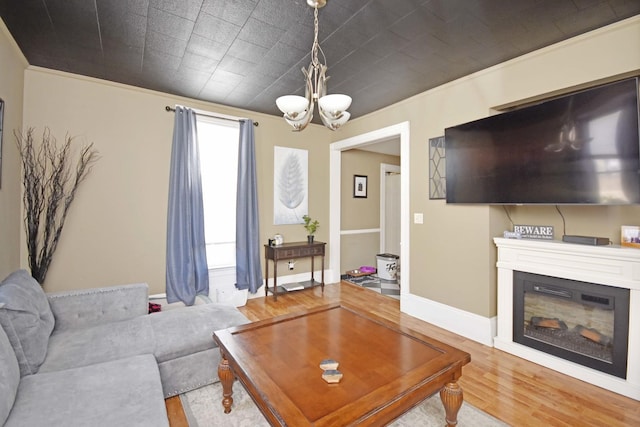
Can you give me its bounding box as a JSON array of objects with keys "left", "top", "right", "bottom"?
[{"left": 15, "top": 127, "right": 99, "bottom": 284}]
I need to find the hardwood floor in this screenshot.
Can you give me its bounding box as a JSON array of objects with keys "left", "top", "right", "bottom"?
[{"left": 166, "top": 281, "right": 640, "bottom": 426}]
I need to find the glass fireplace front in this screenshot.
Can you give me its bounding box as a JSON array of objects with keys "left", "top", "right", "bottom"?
[{"left": 513, "top": 271, "right": 630, "bottom": 378}]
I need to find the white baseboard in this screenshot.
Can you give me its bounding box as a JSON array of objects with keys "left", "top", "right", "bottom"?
[
  {"left": 150, "top": 267, "right": 242, "bottom": 305},
  {"left": 248, "top": 284, "right": 265, "bottom": 300},
  {"left": 327, "top": 268, "right": 341, "bottom": 284},
  {"left": 149, "top": 292, "right": 167, "bottom": 299},
  {"left": 401, "top": 293, "right": 496, "bottom": 347}
]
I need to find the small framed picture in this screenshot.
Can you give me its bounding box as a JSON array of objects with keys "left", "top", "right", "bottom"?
[
  {"left": 621, "top": 225, "right": 640, "bottom": 248},
  {"left": 353, "top": 175, "right": 367, "bottom": 198}
]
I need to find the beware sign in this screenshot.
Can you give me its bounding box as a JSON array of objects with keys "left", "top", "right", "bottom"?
[{"left": 513, "top": 224, "right": 554, "bottom": 240}]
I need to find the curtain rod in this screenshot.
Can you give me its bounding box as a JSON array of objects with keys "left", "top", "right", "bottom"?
[{"left": 165, "top": 106, "right": 258, "bottom": 126}]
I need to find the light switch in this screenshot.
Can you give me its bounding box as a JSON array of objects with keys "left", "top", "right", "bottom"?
[{"left": 414, "top": 213, "right": 424, "bottom": 224}]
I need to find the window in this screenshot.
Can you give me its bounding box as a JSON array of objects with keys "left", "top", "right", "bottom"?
[{"left": 196, "top": 116, "right": 239, "bottom": 269}]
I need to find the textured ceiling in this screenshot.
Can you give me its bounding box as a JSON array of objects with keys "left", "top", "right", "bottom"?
[{"left": 1, "top": 0, "right": 638, "bottom": 124}]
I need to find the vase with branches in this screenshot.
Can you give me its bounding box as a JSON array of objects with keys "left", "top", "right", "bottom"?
[{"left": 15, "top": 127, "right": 99, "bottom": 284}]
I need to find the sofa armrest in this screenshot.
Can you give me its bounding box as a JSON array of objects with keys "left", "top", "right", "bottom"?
[{"left": 47, "top": 283, "right": 149, "bottom": 330}]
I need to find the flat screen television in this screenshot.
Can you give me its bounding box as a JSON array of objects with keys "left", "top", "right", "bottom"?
[{"left": 445, "top": 77, "right": 640, "bottom": 204}]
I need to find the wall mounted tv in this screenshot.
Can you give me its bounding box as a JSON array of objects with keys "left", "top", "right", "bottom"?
[{"left": 445, "top": 77, "right": 640, "bottom": 205}]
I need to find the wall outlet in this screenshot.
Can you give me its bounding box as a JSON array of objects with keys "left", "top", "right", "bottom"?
[
  {"left": 288, "top": 260, "right": 294, "bottom": 270},
  {"left": 414, "top": 213, "right": 424, "bottom": 224}
]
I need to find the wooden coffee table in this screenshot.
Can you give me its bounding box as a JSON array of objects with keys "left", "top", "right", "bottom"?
[{"left": 213, "top": 303, "right": 471, "bottom": 426}]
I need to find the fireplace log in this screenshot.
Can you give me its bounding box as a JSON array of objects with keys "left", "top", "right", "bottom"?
[
  {"left": 575, "top": 325, "right": 612, "bottom": 347},
  {"left": 531, "top": 317, "right": 568, "bottom": 330}
]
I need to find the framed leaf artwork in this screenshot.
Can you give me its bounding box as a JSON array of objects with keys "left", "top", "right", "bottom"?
[{"left": 273, "top": 146, "right": 308, "bottom": 225}]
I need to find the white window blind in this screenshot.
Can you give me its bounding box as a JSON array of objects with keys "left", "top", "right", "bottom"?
[{"left": 196, "top": 116, "right": 239, "bottom": 269}]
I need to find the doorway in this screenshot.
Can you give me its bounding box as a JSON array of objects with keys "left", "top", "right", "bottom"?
[{"left": 329, "top": 122, "right": 410, "bottom": 296}]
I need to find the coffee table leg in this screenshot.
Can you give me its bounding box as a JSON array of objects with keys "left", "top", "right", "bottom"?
[
  {"left": 218, "top": 352, "right": 234, "bottom": 414},
  {"left": 439, "top": 382, "right": 463, "bottom": 426}
]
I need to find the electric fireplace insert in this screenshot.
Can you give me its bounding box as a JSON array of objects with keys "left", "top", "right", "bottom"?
[{"left": 513, "top": 271, "right": 630, "bottom": 378}]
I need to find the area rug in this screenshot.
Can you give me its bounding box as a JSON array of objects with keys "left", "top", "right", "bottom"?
[
  {"left": 180, "top": 381, "right": 507, "bottom": 426},
  {"left": 343, "top": 274, "right": 401, "bottom": 300}
]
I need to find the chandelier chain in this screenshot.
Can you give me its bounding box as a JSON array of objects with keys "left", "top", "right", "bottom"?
[
  {"left": 310, "top": 6, "right": 322, "bottom": 99},
  {"left": 312, "top": 6, "right": 319, "bottom": 67}
]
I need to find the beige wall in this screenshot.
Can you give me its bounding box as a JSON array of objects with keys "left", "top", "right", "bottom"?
[
  {"left": 341, "top": 233, "right": 380, "bottom": 272},
  {"left": 340, "top": 149, "right": 400, "bottom": 271},
  {"left": 0, "top": 19, "right": 27, "bottom": 279},
  {"left": 21, "top": 68, "right": 331, "bottom": 293},
  {"left": 335, "top": 17, "right": 640, "bottom": 318}
]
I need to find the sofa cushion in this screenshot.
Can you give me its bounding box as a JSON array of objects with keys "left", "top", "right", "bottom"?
[
  {"left": 5, "top": 354, "right": 169, "bottom": 427},
  {"left": 37, "top": 315, "right": 154, "bottom": 374},
  {"left": 0, "top": 325, "right": 20, "bottom": 426},
  {"left": 47, "top": 282, "right": 150, "bottom": 330},
  {"left": 149, "top": 303, "right": 250, "bottom": 362},
  {"left": 0, "top": 270, "right": 55, "bottom": 376},
  {"left": 39, "top": 303, "right": 250, "bottom": 373},
  {"left": 157, "top": 349, "right": 219, "bottom": 398}
]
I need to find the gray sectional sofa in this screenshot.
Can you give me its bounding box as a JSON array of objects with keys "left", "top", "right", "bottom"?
[{"left": 0, "top": 269, "right": 250, "bottom": 427}]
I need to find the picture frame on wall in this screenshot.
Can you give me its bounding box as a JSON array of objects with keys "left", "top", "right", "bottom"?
[
  {"left": 353, "top": 175, "right": 367, "bottom": 198},
  {"left": 273, "top": 146, "right": 308, "bottom": 225},
  {"left": 429, "top": 135, "right": 446, "bottom": 199}
]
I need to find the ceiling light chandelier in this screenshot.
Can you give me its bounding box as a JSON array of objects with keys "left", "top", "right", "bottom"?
[{"left": 276, "top": 0, "right": 351, "bottom": 131}]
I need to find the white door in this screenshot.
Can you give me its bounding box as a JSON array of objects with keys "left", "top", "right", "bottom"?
[
  {"left": 384, "top": 172, "right": 401, "bottom": 256},
  {"left": 380, "top": 163, "right": 401, "bottom": 260}
]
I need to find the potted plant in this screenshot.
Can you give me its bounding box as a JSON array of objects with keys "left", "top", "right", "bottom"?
[{"left": 302, "top": 214, "right": 319, "bottom": 243}]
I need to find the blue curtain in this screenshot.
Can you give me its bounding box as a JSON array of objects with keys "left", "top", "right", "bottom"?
[
  {"left": 166, "top": 106, "right": 209, "bottom": 305},
  {"left": 236, "top": 120, "right": 263, "bottom": 293}
]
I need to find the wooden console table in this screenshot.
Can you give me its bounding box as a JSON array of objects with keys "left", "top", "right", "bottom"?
[{"left": 264, "top": 241, "right": 325, "bottom": 301}]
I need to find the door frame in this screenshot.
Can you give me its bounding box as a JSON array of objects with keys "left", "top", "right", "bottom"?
[{"left": 329, "top": 122, "right": 410, "bottom": 296}]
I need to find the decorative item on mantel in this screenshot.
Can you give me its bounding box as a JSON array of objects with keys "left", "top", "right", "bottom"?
[
  {"left": 275, "top": 0, "right": 351, "bottom": 131},
  {"left": 303, "top": 215, "right": 319, "bottom": 243},
  {"left": 513, "top": 224, "right": 554, "bottom": 240},
  {"left": 621, "top": 225, "right": 640, "bottom": 248}
]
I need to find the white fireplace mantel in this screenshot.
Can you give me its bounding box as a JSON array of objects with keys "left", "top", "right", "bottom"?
[{"left": 493, "top": 237, "right": 640, "bottom": 400}]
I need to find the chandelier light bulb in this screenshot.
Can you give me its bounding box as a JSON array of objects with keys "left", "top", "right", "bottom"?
[
  {"left": 285, "top": 116, "right": 308, "bottom": 131},
  {"left": 319, "top": 94, "right": 352, "bottom": 118},
  {"left": 276, "top": 95, "right": 308, "bottom": 117},
  {"left": 321, "top": 111, "right": 350, "bottom": 130},
  {"left": 335, "top": 111, "right": 350, "bottom": 124}
]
